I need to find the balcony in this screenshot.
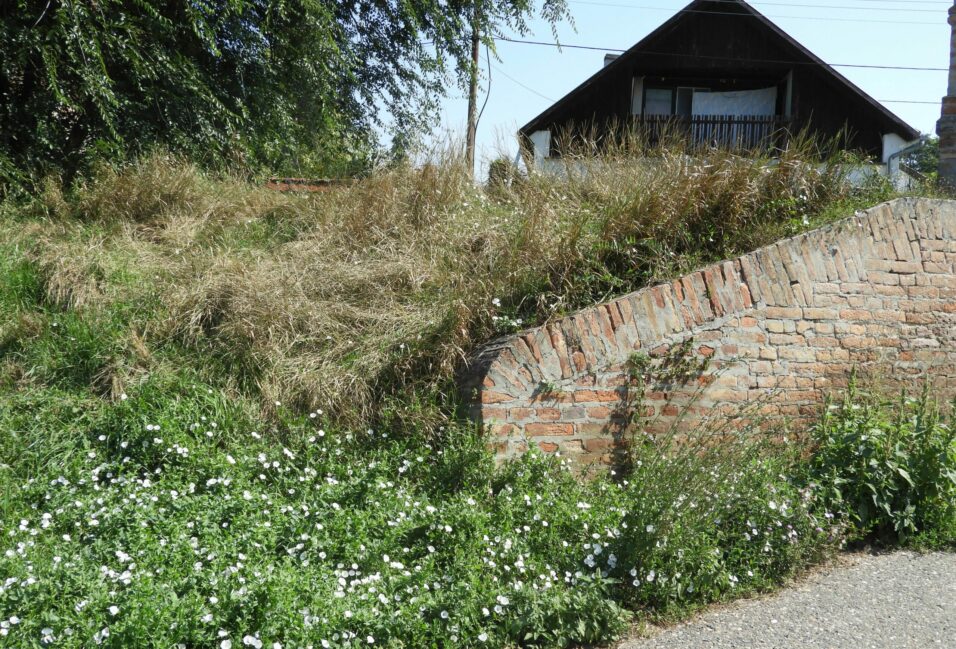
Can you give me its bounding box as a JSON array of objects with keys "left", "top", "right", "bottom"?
[{"left": 633, "top": 114, "right": 792, "bottom": 150}]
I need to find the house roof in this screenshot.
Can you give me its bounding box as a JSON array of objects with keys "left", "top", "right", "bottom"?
[{"left": 519, "top": 0, "right": 919, "bottom": 141}]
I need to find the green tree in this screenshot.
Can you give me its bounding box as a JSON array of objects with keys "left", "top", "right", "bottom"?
[
  {"left": 0, "top": 0, "right": 570, "bottom": 189},
  {"left": 903, "top": 135, "right": 939, "bottom": 181}
]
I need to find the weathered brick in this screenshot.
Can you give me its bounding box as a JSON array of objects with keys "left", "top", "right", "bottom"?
[
  {"left": 482, "top": 391, "right": 517, "bottom": 404},
  {"left": 803, "top": 308, "right": 838, "bottom": 320},
  {"left": 525, "top": 423, "right": 574, "bottom": 437},
  {"left": 572, "top": 389, "right": 626, "bottom": 403},
  {"left": 472, "top": 199, "right": 956, "bottom": 467}
]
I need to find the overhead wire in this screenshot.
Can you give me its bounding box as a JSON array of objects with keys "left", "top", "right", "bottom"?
[
  {"left": 564, "top": 2, "right": 939, "bottom": 24},
  {"left": 476, "top": 44, "right": 493, "bottom": 128},
  {"left": 489, "top": 37, "right": 944, "bottom": 106},
  {"left": 493, "top": 35, "right": 947, "bottom": 71},
  {"left": 706, "top": 0, "right": 945, "bottom": 10},
  {"left": 491, "top": 63, "right": 557, "bottom": 101}
]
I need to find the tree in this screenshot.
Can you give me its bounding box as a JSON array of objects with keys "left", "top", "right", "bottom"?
[
  {"left": 903, "top": 135, "right": 939, "bottom": 180},
  {"left": 455, "top": 0, "right": 572, "bottom": 176},
  {"left": 0, "top": 0, "right": 570, "bottom": 188}
]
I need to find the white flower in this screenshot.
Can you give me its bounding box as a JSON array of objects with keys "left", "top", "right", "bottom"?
[
  {"left": 108, "top": 606, "right": 119, "bottom": 616},
  {"left": 440, "top": 611, "right": 449, "bottom": 619},
  {"left": 645, "top": 524, "right": 655, "bottom": 533},
  {"left": 367, "top": 636, "right": 375, "bottom": 644},
  {"left": 646, "top": 570, "right": 656, "bottom": 582},
  {"left": 242, "top": 635, "right": 262, "bottom": 648},
  {"left": 221, "top": 641, "right": 232, "bottom": 649},
  {"left": 478, "top": 632, "right": 488, "bottom": 642},
  {"left": 769, "top": 501, "right": 778, "bottom": 510}
]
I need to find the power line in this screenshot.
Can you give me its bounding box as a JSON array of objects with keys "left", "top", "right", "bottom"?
[
  {"left": 564, "top": 2, "right": 939, "bottom": 24},
  {"left": 708, "top": 0, "right": 943, "bottom": 10},
  {"left": 494, "top": 36, "right": 947, "bottom": 71},
  {"left": 491, "top": 63, "right": 556, "bottom": 101},
  {"left": 878, "top": 99, "right": 941, "bottom": 104}
]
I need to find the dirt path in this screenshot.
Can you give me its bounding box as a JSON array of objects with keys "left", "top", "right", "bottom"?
[{"left": 618, "top": 551, "right": 956, "bottom": 649}]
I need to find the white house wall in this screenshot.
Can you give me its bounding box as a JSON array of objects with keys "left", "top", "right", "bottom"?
[{"left": 529, "top": 130, "right": 552, "bottom": 163}]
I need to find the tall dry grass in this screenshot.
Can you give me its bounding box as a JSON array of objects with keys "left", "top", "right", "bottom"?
[{"left": 4, "top": 139, "right": 897, "bottom": 426}]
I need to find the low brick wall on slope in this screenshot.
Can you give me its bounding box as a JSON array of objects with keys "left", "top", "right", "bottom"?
[{"left": 465, "top": 198, "right": 956, "bottom": 466}]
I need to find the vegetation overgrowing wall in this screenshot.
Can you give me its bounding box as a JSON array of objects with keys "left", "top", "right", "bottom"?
[{"left": 467, "top": 198, "right": 956, "bottom": 465}]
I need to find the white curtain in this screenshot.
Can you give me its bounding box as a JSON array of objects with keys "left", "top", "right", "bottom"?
[{"left": 691, "top": 87, "right": 777, "bottom": 117}]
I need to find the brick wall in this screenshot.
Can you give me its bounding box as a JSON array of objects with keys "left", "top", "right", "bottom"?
[{"left": 465, "top": 198, "right": 956, "bottom": 465}]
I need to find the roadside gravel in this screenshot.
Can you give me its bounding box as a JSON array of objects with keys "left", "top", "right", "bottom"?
[{"left": 618, "top": 551, "right": 956, "bottom": 649}]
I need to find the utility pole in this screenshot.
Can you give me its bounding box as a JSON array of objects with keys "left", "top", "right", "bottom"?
[
  {"left": 937, "top": 1, "right": 956, "bottom": 188},
  {"left": 465, "top": 4, "right": 481, "bottom": 179}
]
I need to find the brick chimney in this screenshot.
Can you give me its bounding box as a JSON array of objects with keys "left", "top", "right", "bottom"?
[{"left": 937, "top": 3, "right": 956, "bottom": 186}]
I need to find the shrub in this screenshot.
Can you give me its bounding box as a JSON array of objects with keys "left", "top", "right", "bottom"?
[{"left": 807, "top": 381, "right": 956, "bottom": 545}]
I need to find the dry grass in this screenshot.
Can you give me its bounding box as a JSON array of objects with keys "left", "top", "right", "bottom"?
[{"left": 1, "top": 140, "right": 908, "bottom": 426}]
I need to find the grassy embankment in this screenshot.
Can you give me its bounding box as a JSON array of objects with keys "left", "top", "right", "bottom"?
[{"left": 0, "top": 145, "right": 953, "bottom": 648}]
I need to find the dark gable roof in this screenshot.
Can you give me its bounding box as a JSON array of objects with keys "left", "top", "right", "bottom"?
[{"left": 519, "top": 0, "right": 919, "bottom": 141}]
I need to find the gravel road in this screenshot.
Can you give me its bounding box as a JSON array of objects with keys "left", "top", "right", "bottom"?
[{"left": 619, "top": 551, "right": 956, "bottom": 649}]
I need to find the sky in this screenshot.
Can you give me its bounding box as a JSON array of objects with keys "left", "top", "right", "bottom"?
[{"left": 427, "top": 0, "right": 951, "bottom": 177}]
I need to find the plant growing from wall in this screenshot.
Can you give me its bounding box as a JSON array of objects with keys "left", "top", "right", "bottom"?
[{"left": 614, "top": 339, "right": 712, "bottom": 474}]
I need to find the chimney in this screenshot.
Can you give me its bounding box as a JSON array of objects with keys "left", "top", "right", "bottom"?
[
  {"left": 603, "top": 53, "right": 620, "bottom": 68},
  {"left": 937, "top": 2, "right": 956, "bottom": 187}
]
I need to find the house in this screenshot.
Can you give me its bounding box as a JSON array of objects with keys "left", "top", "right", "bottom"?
[{"left": 519, "top": 0, "right": 919, "bottom": 173}]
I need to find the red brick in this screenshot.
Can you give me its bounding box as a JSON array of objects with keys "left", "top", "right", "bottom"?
[
  {"left": 538, "top": 442, "right": 559, "bottom": 453},
  {"left": 572, "top": 389, "right": 625, "bottom": 403},
  {"left": 482, "top": 391, "right": 516, "bottom": 404},
  {"left": 525, "top": 423, "right": 574, "bottom": 437},
  {"left": 587, "top": 406, "right": 612, "bottom": 419},
  {"left": 509, "top": 408, "right": 533, "bottom": 421},
  {"left": 582, "top": 438, "right": 612, "bottom": 453},
  {"left": 535, "top": 408, "right": 562, "bottom": 421}
]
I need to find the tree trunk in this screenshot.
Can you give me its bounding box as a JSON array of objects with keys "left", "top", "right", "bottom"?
[{"left": 465, "top": 7, "right": 480, "bottom": 179}]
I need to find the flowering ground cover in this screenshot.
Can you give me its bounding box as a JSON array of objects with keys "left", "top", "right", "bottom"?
[
  {"left": 1, "top": 378, "right": 845, "bottom": 648},
  {"left": 0, "top": 153, "right": 952, "bottom": 647}
]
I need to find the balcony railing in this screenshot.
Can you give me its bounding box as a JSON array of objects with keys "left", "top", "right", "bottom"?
[{"left": 634, "top": 114, "right": 792, "bottom": 150}]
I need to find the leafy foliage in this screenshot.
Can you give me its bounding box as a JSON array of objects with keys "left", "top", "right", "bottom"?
[
  {"left": 1, "top": 0, "right": 575, "bottom": 190},
  {"left": 0, "top": 373, "right": 838, "bottom": 648},
  {"left": 807, "top": 380, "right": 956, "bottom": 545}
]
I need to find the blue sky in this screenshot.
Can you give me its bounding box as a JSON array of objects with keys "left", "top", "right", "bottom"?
[{"left": 429, "top": 0, "right": 950, "bottom": 175}]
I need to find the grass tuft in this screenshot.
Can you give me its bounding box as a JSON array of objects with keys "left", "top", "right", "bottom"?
[{"left": 1, "top": 142, "right": 930, "bottom": 427}]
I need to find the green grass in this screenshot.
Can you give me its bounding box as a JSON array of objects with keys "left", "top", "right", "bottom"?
[
  {"left": 0, "top": 149, "right": 951, "bottom": 648},
  {"left": 0, "top": 375, "right": 846, "bottom": 648},
  {"left": 0, "top": 147, "right": 935, "bottom": 427}
]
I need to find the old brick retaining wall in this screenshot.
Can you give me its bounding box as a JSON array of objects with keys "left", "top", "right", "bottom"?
[{"left": 466, "top": 198, "right": 956, "bottom": 465}]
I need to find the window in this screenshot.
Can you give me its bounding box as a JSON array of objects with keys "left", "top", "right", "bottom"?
[
  {"left": 676, "top": 88, "right": 695, "bottom": 118},
  {"left": 644, "top": 88, "right": 673, "bottom": 116}
]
